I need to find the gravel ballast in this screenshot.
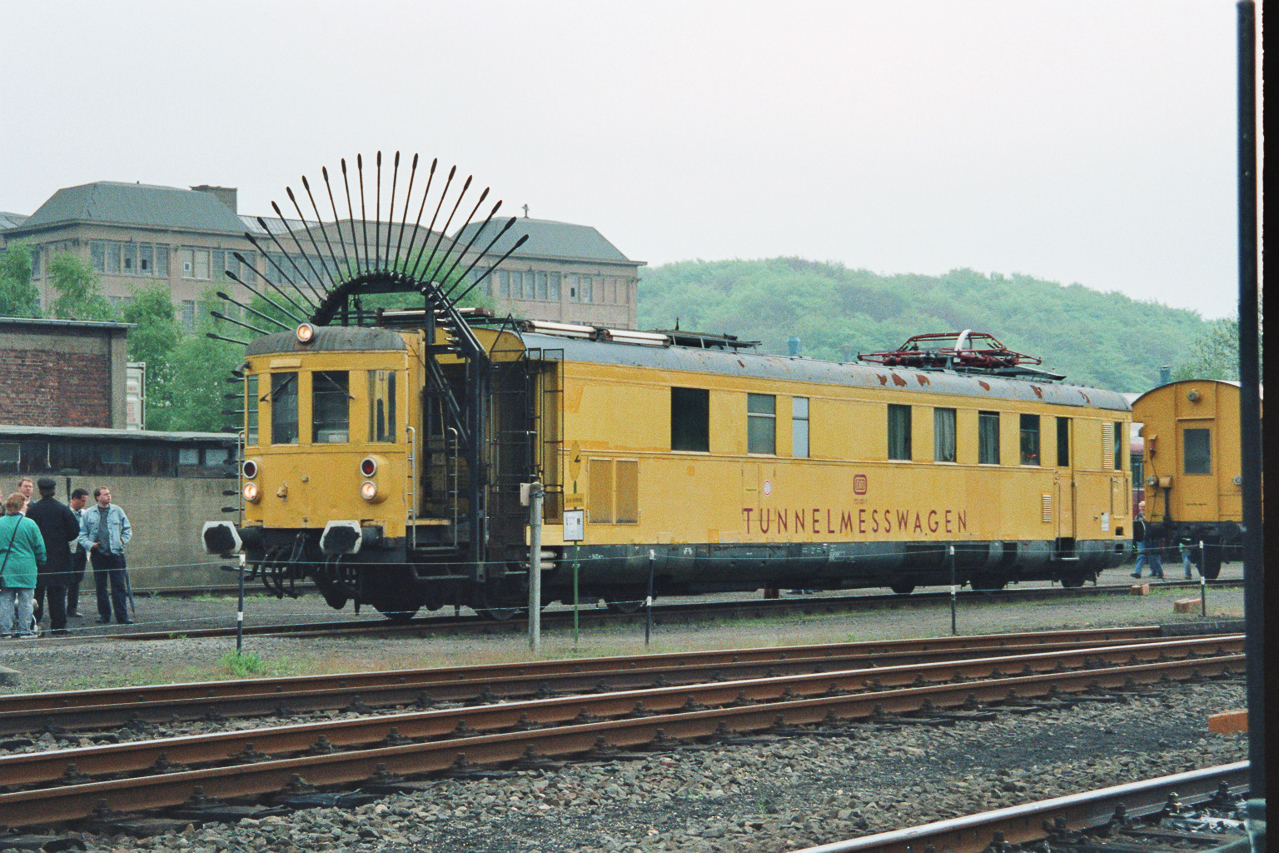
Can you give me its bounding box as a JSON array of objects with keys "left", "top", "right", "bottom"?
[{"left": 0, "top": 569, "right": 1250, "bottom": 853}]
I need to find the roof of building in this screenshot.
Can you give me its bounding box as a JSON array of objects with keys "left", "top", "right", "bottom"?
[
  {"left": 17, "top": 182, "right": 245, "bottom": 234},
  {"left": 0, "top": 212, "right": 29, "bottom": 230},
  {"left": 454, "top": 217, "right": 639, "bottom": 265}
]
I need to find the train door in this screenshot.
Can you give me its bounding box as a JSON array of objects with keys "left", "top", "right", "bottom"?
[
  {"left": 1176, "top": 419, "right": 1218, "bottom": 520},
  {"left": 1054, "top": 417, "right": 1077, "bottom": 547}
]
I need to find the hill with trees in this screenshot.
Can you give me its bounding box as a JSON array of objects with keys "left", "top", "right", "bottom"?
[{"left": 637, "top": 258, "right": 1224, "bottom": 392}]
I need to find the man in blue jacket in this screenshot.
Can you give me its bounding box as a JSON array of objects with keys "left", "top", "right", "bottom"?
[{"left": 78, "top": 486, "right": 133, "bottom": 625}]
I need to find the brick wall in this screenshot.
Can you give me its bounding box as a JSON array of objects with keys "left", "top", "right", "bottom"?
[{"left": 0, "top": 319, "right": 128, "bottom": 428}]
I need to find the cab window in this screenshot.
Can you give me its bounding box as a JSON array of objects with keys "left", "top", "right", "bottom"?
[
  {"left": 270, "top": 372, "right": 298, "bottom": 445},
  {"left": 246, "top": 375, "right": 259, "bottom": 445},
  {"left": 312, "top": 371, "right": 350, "bottom": 443},
  {"left": 369, "top": 370, "right": 397, "bottom": 442}
]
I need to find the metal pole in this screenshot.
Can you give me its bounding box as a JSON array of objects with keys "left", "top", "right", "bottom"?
[
  {"left": 1200, "top": 541, "right": 1207, "bottom": 619},
  {"left": 236, "top": 553, "right": 245, "bottom": 654},
  {"left": 949, "top": 545, "right": 957, "bottom": 635},
  {"left": 645, "top": 549, "right": 655, "bottom": 647},
  {"left": 1233, "top": 0, "right": 1265, "bottom": 805},
  {"left": 572, "top": 546, "right": 580, "bottom": 648},
  {"left": 528, "top": 482, "right": 543, "bottom": 655}
]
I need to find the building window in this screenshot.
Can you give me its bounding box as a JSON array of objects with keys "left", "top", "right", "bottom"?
[
  {"left": 1019, "top": 414, "right": 1040, "bottom": 465},
  {"left": 369, "top": 370, "right": 396, "bottom": 442},
  {"left": 978, "top": 411, "right": 1000, "bottom": 464},
  {"left": 270, "top": 372, "right": 299, "bottom": 445},
  {"left": 537, "top": 271, "right": 548, "bottom": 301},
  {"left": 1057, "top": 417, "right": 1071, "bottom": 467},
  {"left": 312, "top": 371, "right": 350, "bottom": 443},
  {"left": 792, "top": 397, "right": 809, "bottom": 458},
  {"left": 933, "top": 408, "right": 956, "bottom": 462},
  {"left": 30, "top": 246, "right": 41, "bottom": 277},
  {"left": 181, "top": 300, "right": 196, "bottom": 331},
  {"left": 671, "top": 387, "right": 709, "bottom": 452},
  {"left": 888, "top": 404, "right": 911, "bottom": 460},
  {"left": 1184, "top": 428, "right": 1211, "bottom": 474},
  {"left": 747, "top": 393, "right": 776, "bottom": 454},
  {"left": 549, "top": 272, "right": 561, "bottom": 301}
]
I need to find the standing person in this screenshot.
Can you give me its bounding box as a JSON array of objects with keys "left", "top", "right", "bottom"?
[
  {"left": 1, "top": 491, "right": 46, "bottom": 639},
  {"left": 16, "top": 478, "right": 33, "bottom": 514},
  {"left": 27, "top": 479, "right": 80, "bottom": 635},
  {"left": 66, "top": 488, "right": 90, "bottom": 618},
  {"left": 1132, "top": 501, "right": 1151, "bottom": 578},
  {"left": 79, "top": 486, "right": 133, "bottom": 625}
]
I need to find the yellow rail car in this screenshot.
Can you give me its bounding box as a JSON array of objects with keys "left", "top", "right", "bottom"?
[
  {"left": 207, "top": 318, "right": 1132, "bottom": 619},
  {"left": 1131, "top": 379, "right": 1262, "bottom": 578}
]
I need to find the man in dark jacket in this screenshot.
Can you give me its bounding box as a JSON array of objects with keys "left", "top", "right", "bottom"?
[{"left": 27, "top": 478, "right": 81, "bottom": 635}]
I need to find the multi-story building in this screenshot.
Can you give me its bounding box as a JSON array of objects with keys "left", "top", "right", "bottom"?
[{"left": 2, "top": 181, "right": 643, "bottom": 330}]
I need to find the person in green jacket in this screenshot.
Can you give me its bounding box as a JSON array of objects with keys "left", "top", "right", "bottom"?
[{"left": 1, "top": 491, "right": 47, "bottom": 638}]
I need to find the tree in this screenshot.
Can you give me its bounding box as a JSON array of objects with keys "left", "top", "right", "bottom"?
[
  {"left": 1171, "top": 318, "right": 1241, "bottom": 381},
  {"left": 167, "top": 290, "right": 248, "bottom": 433},
  {"left": 122, "top": 285, "right": 182, "bottom": 431},
  {"left": 0, "top": 241, "right": 40, "bottom": 318},
  {"left": 48, "top": 252, "right": 115, "bottom": 320}
]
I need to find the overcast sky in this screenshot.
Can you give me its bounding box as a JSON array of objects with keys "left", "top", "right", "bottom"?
[{"left": 4, "top": 0, "right": 1250, "bottom": 319}]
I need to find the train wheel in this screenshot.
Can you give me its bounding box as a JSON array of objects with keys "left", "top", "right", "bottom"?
[
  {"left": 1201, "top": 543, "right": 1223, "bottom": 580},
  {"left": 605, "top": 596, "right": 646, "bottom": 614},
  {"left": 889, "top": 583, "right": 916, "bottom": 595},
  {"left": 1059, "top": 572, "right": 1087, "bottom": 588},
  {"left": 476, "top": 579, "right": 527, "bottom": 622}
]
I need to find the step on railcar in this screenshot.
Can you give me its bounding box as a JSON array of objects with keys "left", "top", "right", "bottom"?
[{"left": 202, "top": 154, "right": 1134, "bottom": 619}]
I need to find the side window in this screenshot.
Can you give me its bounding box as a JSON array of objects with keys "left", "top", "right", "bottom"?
[
  {"left": 1114, "top": 421, "right": 1124, "bottom": 470},
  {"left": 246, "top": 375, "right": 259, "bottom": 446},
  {"left": 1019, "top": 414, "right": 1040, "bottom": 465},
  {"left": 888, "top": 404, "right": 911, "bottom": 460},
  {"left": 1184, "top": 428, "right": 1211, "bottom": 474},
  {"left": 792, "top": 397, "right": 809, "bottom": 458},
  {"left": 270, "top": 372, "right": 298, "bottom": 445},
  {"left": 747, "top": 394, "right": 776, "bottom": 454},
  {"left": 671, "top": 387, "right": 709, "bottom": 451},
  {"left": 369, "top": 370, "right": 397, "bottom": 443},
  {"left": 312, "top": 371, "right": 350, "bottom": 443},
  {"left": 1056, "top": 417, "right": 1070, "bottom": 467},
  {"left": 978, "top": 411, "right": 1000, "bottom": 464},
  {"left": 933, "top": 408, "right": 956, "bottom": 462}
]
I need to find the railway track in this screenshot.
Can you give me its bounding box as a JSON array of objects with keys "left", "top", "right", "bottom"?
[
  {"left": 56, "top": 577, "right": 1245, "bottom": 643},
  {"left": 0, "top": 626, "right": 1177, "bottom": 734},
  {"left": 794, "top": 761, "right": 1253, "bottom": 853},
  {"left": 0, "top": 632, "right": 1244, "bottom": 830}
]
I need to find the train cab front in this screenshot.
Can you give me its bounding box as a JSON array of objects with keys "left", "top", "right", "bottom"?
[{"left": 203, "top": 322, "right": 421, "bottom": 610}]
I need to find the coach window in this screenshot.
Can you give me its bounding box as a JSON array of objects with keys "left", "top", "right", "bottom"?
[
  {"left": 888, "top": 404, "right": 911, "bottom": 460},
  {"left": 1019, "top": 414, "right": 1040, "bottom": 465},
  {"left": 978, "top": 411, "right": 1000, "bottom": 464},
  {"left": 369, "top": 370, "right": 397, "bottom": 442},
  {"left": 671, "top": 387, "right": 709, "bottom": 451},
  {"left": 933, "top": 408, "right": 956, "bottom": 462},
  {"left": 246, "top": 375, "right": 260, "bottom": 445},
  {"left": 1184, "top": 428, "right": 1211, "bottom": 474},
  {"left": 747, "top": 394, "right": 776, "bottom": 454},
  {"left": 1113, "top": 422, "right": 1124, "bottom": 469},
  {"left": 270, "top": 372, "right": 299, "bottom": 445},
  {"left": 1056, "top": 417, "right": 1070, "bottom": 467},
  {"left": 312, "top": 371, "right": 350, "bottom": 443},
  {"left": 792, "top": 397, "right": 809, "bottom": 458}
]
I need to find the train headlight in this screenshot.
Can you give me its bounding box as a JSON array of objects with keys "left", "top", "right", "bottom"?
[
  {"left": 296, "top": 323, "right": 316, "bottom": 344},
  {"left": 243, "top": 482, "right": 261, "bottom": 503},
  {"left": 360, "top": 480, "right": 382, "bottom": 502},
  {"left": 243, "top": 459, "right": 259, "bottom": 479}
]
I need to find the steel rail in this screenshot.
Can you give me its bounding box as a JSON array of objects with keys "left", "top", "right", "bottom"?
[
  {"left": 0, "top": 650, "right": 1244, "bottom": 829},
  {"left": 65, "top": 579, "right": 1243, "bottom": 643},
  {"left": 0, "top": 628, "right": 1181, "bottom": 733},
  {"left": 788, "top": 761, "right": 1251, "bottom": 853},
  {"left": 0, "top": 639, "right": 1244, "bottom": 797}
]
